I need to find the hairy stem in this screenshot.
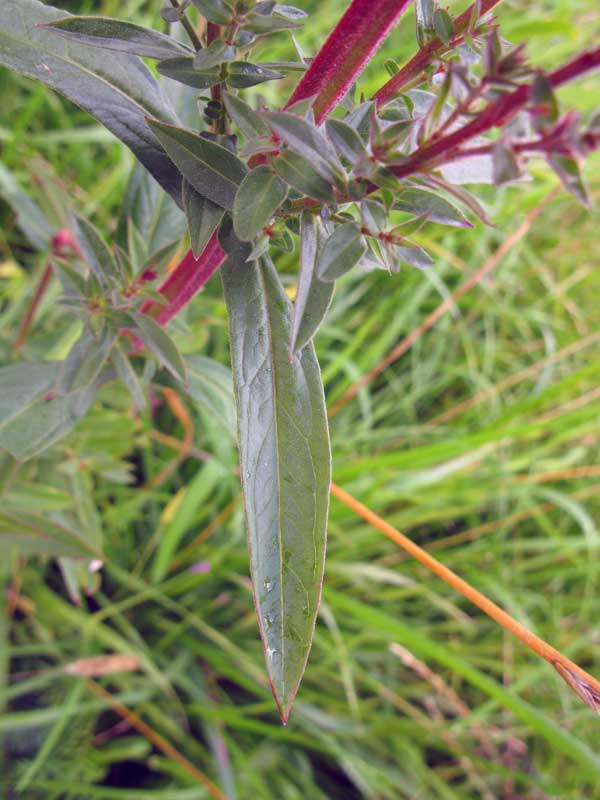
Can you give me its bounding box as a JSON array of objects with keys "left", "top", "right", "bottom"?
[
  {"left": 374, "top": 0, "right": 504, "bottom": 106},
  {"left": 331, "top": 481, "right": 600, "bottom": 713},
  {"left": 285, "top": 0, "right": 414, "bottom": 124},
  {"left": 139, "top": 233, "right": 226, "bottom": 326}
]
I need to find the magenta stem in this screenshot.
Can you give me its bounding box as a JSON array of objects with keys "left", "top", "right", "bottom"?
[
  {"left": 390, "top": 47, "right": 600, "bottom": 180},
  {"left": 285, "top": 0, "right": 413, "bottom": 124},
  {"left": 140, "top": 232, "right": 226, "bottom": 326}
]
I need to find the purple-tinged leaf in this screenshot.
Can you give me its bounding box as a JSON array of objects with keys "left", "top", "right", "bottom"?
[
  {"left": 0, "top": 0, "right": 182, "bottom": 202},
  {"left": 316, "top": 223, "right": 367, "bottom": 283},
  {"left": 394, "top": 187, "right": 473, "bottom": 227},
  {"left": 233, "top": 166, "right": 288, "bottom": 242},
  {"left": 41, "top": 16, "right": 193, "bottom": 60},
  {"left": 147, "top": 120, "right": 247, "bottom": 210}
]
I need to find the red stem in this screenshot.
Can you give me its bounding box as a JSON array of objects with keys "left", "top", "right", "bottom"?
[
  {"left": 374, "top": 0, "right": 503, "bottom": 106},
  {"left": 139, "top": 233, "right": 226, "bottom": 326},
  {"left": 390, "top": 47, "right": 600, "bottom": 180},
  {"left": 285, "top": 0, "right": 413, "bottom": 124},
  {"left": 13, "top": 263, "right": 53, "bottom": 353}
]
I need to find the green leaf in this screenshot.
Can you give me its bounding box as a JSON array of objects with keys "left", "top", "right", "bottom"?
[
  {"left": 393, "top": 243, "right": 434, "bottom": 270},
  {"left": 233, "top": 166, "right": 288, "bottom": 242},
  {"left": 548, "top": 154, "right": 589, "bottom": 207},
  {"left": 182, "top": 180, "right": 225, "bottom": 257},
  {"left": 127, "top": 312, "right": 187, "bottom": 384},
  {"left": 0, "top": 163, "right": 53, "bottom": 250},
  {"left": 190, "top": 0, "right": 232, "bottom": 25},
  {"left": 70, "top": 214, "right": 119, "bottom": 284},
  {"left": 41, "top": 16, "right": 192, "bottom": 60},
  {"left": 394, "top": 188, "right": 472, "bottom": 227},
  {"left": 316, "top": 223, "right": 367, "bottom": 282},
  {"left": 59, "top": 331, "right": 117, "bottom": 393},
  {"left": 290, "top": 213, "right": 334, "bottom": 354},
  {"left": 325, "top": 119, "right": 366, "bottom": 165},
  {"left": 184, "top": 355, "right": 236, "bottom": 433},
  {"left": 265, "top": 112, "right": 345, "bottom": 185},
  {"left": 221, "top": 248, "right": 331, "bottom": 723},
  {"left": 433, "top": 9, "right": 454, "bottom": 44},
  {"left": 0, "top": 0, "right": 182, "bottom": 201},
  {"left": 245, "top": 11, "right": 303, "bottom": 33},
  {"left": 223, "top": 92, "right": 270, "bottom": 140},
  {"left": 156, "top": 58, "right": 221, "bottom": 90},
  {"left": 492, "top": 139, "right": 523, "bottom": 185},
  {"left": 273, "top": 151, "right": 335, "bottom": 204},
  {"left": 122, "top": 163, "right": 187, "bottom": 259},
  {"left": 0, "top": 363, "right": 56, "bottom": 432},
  {"left": 0, "top": 363, "right": 97, "bottom": 461},
  {"left": 227, "top": 62, "right": 283, "bottom": 89},
  {"left": 147, "top": 119, "right": 247, "bottom": 210},
  {"left": 193, "top": 40, "right": 236, "bottom": 70},
  {"left": 0, "top": 509, "right": 102, "bottom": 559},
  {"left": 111, "top": 343, "right": 146, "bottom": 410}
]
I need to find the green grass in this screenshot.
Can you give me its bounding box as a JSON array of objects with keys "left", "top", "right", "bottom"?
[{"left": 1, "top": 0, "right": 600, "bottom": 797}]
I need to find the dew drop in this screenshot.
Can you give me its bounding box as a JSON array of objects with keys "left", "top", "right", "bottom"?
[{"left": 263, "top": 577, "right": 274, "bottom": 592}]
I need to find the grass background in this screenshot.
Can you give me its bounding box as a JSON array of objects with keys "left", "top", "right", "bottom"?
[{"left": 1, "top": 0, "right": 600, "bottom": 797}]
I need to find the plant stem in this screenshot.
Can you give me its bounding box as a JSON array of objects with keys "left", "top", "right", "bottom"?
[
  {"left": 169, "top": 0, "right": 203, "bottom": 51},
  {"left": 330, "top": 481, "right": 600, "bottom": 713},
  {"left": 285, "top": 0, "right": 413, "bottom": 124},
  {"left": 139, "top": 233, "right": 225, "bottom": 326},
  {"left": 390, "top": 47, "right": 600, "bottom": 180},
  {"left": 12, "top": 262, "right": 53, "bottom": 353},
  {"left": 374, "top": 0, "right": 504, "bottom": 106},
  {"left": 86, "top": 680, "right": 228, "bottom": 799}
]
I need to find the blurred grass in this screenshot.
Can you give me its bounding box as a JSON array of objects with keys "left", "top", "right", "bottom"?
[{"left": 1, "top": 0, "right": 600, "bottom": 797}]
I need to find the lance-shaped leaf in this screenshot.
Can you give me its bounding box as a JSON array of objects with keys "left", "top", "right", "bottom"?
[
  {"left": 147, "top": 119, "right": 247, "bottom": 210},
  {"left": 156, "top": 58, "right": 221, "bottom": 90},
  {"left": 126, "top": 312, "right": 187, "bottom": 383},
  {"left": 223, "top": 92, "right": 270, "bottom": 140},
  {"left": 0, "top": 0, "right": 182, "bottom": 202},
  {"left": 316, "top": 223, "right": 367, "bottom": 282},
  {"left": 394, "top": 188, "right": 473, "bottom": 227},
  {"left": 71, "top": 214, "right": 119, "bottom": 284},
  {"left": 221, "top": 246, "right": 331, "bottom": 723},
  {"left": 325, "top": 119, "right": 366, "bottom": 165},
  {"left": 0, "top": 163, "right": 53, "bottom": 250},
  {"left": 184, "top": 355, "right": 236, "bottom": 433},
  {"left": 122, "top": 163, "right": 187, "bottom": 258},
  {"left": 290, "top": 213, "right": 334, "bottom": 354},
  {"left": 0, "top": 362, "right": 97, "bottom": 461},
  {"left": 191, "top": 0, "right": 233, "bottom": 25},
  {"left": 233, "top": 166, "right": 288, "bottom": 241},
  {"left": 182, "top": 181, "right": 225, "bottom": 257},
  {"left": 41, "top": 16, "right": 193, "bottom": 60},
  {"left": 273, "top": 151, "right": 335, "bottom": 204},
  {"left": 227, "top": 62, "right": 283, "bottom": 89},
  {"left": 0, "top": 509, "right": 102, "bottom": 559},
  {"left": 265, "top": 112, "right": 345, "bottom": 185}
]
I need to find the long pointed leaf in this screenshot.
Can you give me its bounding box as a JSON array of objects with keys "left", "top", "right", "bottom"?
[
  {"left": 221, "top": 247, "right": 331, "bottom": 723},
  {"left": 41, "top": 16, "right": 193, "bottom": 60},
  {"left": 0, "top": 0, "right": 181, "bottom": 201},
  {"left": 147, "top": 119, "right": 247, "bottom": 210}
]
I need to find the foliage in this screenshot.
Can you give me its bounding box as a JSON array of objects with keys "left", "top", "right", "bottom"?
[{"left": 1, "top": 0, "right": 600, "bottom": 795}]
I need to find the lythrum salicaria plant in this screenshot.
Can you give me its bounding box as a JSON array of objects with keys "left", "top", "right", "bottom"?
[{"left": 1, "top": 0, "right": 599, "bottom": 723}]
